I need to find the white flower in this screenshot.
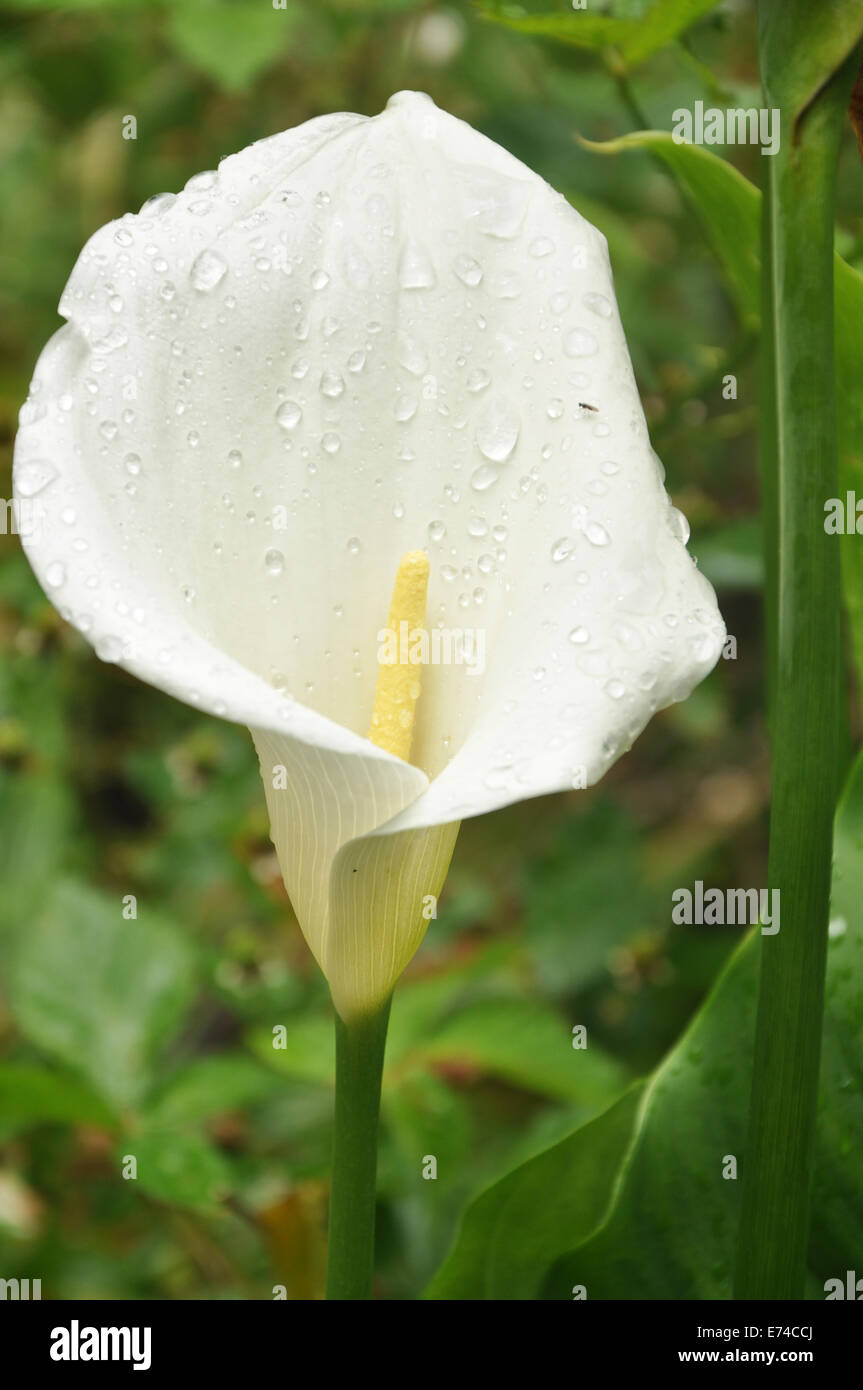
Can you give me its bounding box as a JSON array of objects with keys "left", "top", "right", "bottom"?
[{"left": 14, "top": 92, "right": 724, "bottom": 1019}]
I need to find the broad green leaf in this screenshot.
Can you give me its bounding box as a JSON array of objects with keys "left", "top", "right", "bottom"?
[
  {"left": 0, "top": 1063, "right": 114, "bottom": 1140},
  {"left": 427, "top": 1086, "right": 644, "bottom": 1298},
  {"left": 481, "top": 0, "right": 722, "bottom": 67},
  {"left": 428, "top": 749, "right": 863, "bottom": 1299},
  {"left": 118, "top": 1126, "right": 231, "bottom": 1213},
  {"left": 7, "top": 881, "right": 199, "bottom": 1113},
  {"left": 522, "top": 801, "right": 651, "bottom": 998},
  {"left": 586, "top": 131, "right": 863, "bottom": 686},
  {"left": 417, "top": 998, "right": 626, "bottom": 1106},
  {"left": 166, "top": 1, "right": 299, "bottom": 94},
  {"left": 144, "top": 1052, "right": 283, "bottom": 1126},
  {"left": 255, "top": 988, "right": 625, "bottom": 1107},
  {"left": 759, "top": 0, "right": 863, "bottom": 128}
]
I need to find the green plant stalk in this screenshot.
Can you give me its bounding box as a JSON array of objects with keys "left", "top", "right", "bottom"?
[
  {"left": 733, "top": 53, "right": 855, "bottom": 1298},
  {"left": 325, "top": 997, "right": 391, "bottom": 1300}
]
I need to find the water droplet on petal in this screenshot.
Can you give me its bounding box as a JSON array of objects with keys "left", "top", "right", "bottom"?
[
  {"left": 453, "top": 253, "right": 483, "bottom": 287},
  {"left": 428, "top": 519, "right": 447, "bottom": 542},
  {"left": 264, "top": 549, "right": 285, "bottom": 576},
  {"left": 191, "top": 249, "right": 228, "bottom": 292},
  {"left": 585, "top": 521, "right": 610, "bottom": 547},
  {"left": 46, "top": 562, "right": 66, "bottom": 588},
  {"left": 321, "top": 431, "right": 341, "bottom": 455},
  {"left": 139, "top": 191, "right": 176, "bottom": 217},
  {"left": 530, "top": 236, "right": 555, "bottom": 258},
  {"left": 551, "top": 536, "right": 575, "bottom": 563},
  {"left": 16, "top": 459, "right": 58, "bottom": 497},
  {"left": 276, "top": 401, "right": 302, "bottom": 430},
  {"left": 399, "top": 239, "right": 436, "bottom": 289},
  {"left": 476, "top": 399, "right": 519, "bottom": 462},
  {"left": 569, "top": 626, "right": 590, "bottom": 644},
  {"left": 564, "top": 328, "right": 598, "bottom": 357},
  {"left": 583, "top": 292, "right": 613, "bottom": 318},
  {"left": 398, "top": 333, "right": 428, "bottom": 376},
  {"left": 320, "top": 369, "right": 345, "bottom": 399},
  {"left": 669, "top": 506, "right": 691, "bottom": 544},
  {"left": 466, "top": 368, "right": 490, "bottom": 393},
  {"left": 470, "top": 462, "right": 501, "bottom": 492}
]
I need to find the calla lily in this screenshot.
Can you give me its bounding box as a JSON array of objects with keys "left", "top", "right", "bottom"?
[{"left": 14, "top": 91, "right": 724, "bottom": 1023}]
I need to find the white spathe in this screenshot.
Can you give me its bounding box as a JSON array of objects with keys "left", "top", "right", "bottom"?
[{"left": 14, "top": 91, "right": 724, "bottom": 1018}]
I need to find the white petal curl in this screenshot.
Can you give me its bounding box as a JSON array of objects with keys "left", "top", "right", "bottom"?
[{"left": 14, "top": 92, "right": 724, "bottom": 1013}]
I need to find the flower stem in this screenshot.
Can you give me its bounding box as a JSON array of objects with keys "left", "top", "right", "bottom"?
[
  {"left": 325, "top": 997, "right": 391, "bottom": 1300},
  {"left": 733, "top": 42, "right": 855, "bottom": 1298}
]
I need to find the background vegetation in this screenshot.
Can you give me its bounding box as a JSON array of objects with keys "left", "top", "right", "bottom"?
[{"left": 0, "top": 0, "right": 859, "bottom": 1299}]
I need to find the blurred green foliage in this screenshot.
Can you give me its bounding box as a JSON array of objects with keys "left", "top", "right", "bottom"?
[{"left": 0, "top": 0, "right": 859, "bottom": 1299}]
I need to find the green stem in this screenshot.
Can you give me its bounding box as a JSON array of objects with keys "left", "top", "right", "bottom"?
[
  {"left": 733, "top": 47, "right": 854, "bottom": 1298},
  {"left": 325, "top": 997, "right": 391, "bottom": 1300}
]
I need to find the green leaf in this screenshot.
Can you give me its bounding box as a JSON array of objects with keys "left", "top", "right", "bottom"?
[
  {"left": 428, "top": 749, "right": 863, "bottom": 1299},
  {"left": 522, "top": 801, "right": 650, "bottom": 997},
  {"left": 0, "top": 1063, "right": 115, "bottom": 1140},
  {"left": 427, "top": 1086, "right": 644, "bottom": 1298},
  {"left": 7, "top": 881, "right": 199, "bottom": 1114},
  {"left": 695, "top": 517, "right": 764, "bottom": 592},
  {"left": 585, "top": 131, "right": 863, "bottom": 688},
  {"left": 145, "top": 1052, "right": 282, "bottom": 1126},
  {"left": 118, "top": 1126, "right": 231, "bottom": 1212},
  {"left": 254, "top": 986, "right": 625, "bottom": 1108},
  {"left": 418, "top": 998, "right": 627, "bottom": 1107},
  {"left": 759, "top": 0, "right": 863, "bottom": 128},
  {"left": 165, "top": 0, "right": 299, "bottom": 94},
  {"left": 481, "top": 0, "right": 723, "bottom": 67}
]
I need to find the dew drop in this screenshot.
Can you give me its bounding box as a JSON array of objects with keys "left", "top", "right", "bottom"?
[
  {"left": 264, "top": 549, "right": 285, "bottom": 576},
  {"left": 276, "top": 401, "right": 303, "bottom": 430},
  {"left": 529, "top": 236, "right": 555, "bottom": 258},
  {"left": 569, "top": 626, "right": 590, "bottom": 645},
  {"left": 399, "top": 239, "right": 436, "bottom": 289},
  {"left": 585, "top": 521, "right": 610, "bottom": 547},
  {"left": 583, "top": 291, "right": 613, "bottom": 318},
  {"left": 551, "top": 536, "right": 575, "bottom": 563},
  {"left": 46, "top": 561, "right": 66, "bottom": 588},
  {"left": 320, "top": 369, "right": 345, "bottom": 399},
  {"left": 466, "top": 368, "right": 490, "bottom": 393},
  {"left": 470, "top": 462, "right": 501, "bottom": 492},
  {"left": 191, "top": 249, "right": 228, "bottom": 292},
  {"left": 321, "top": 431, "right": 341, "bottom": 455},
  {"left": 564, "top": 328, "right": 598, "bottom": 358},
  {"left": 398, "top": 333, "right": 428, "bottom": 376},
  {"left": 476, "top": 399, "right": 519, "bottom": 463},
  {"left": 16, "top": 459, "right": 58, "bottom": 497},
  {"left": 669, "top": 506, "right": 691, "bottom": 544},
  {"left": 428, "top": 519, "right": 447, "bottom": 543},
  {"left": 454, "top": 254, "right": 483, "bottom": 287}
]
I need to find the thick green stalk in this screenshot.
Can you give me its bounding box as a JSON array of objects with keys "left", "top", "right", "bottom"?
[
  {"left": 325, "top": 998, "right": 391, "bottom": 1300},
  {"left": 733, "top": 50, "right": 854, "bottom": 1297}
]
